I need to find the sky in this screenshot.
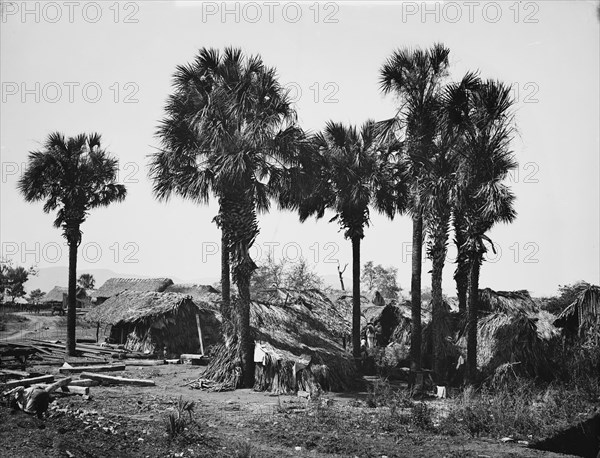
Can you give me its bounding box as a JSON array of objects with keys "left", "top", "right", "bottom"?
[{"left": 1, "top": 1, "right": 599, "bottom": 297}]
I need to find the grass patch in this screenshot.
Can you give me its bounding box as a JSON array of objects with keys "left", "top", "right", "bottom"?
[{"left": 441, "top": 378, "right": 596, "bottom": 440}]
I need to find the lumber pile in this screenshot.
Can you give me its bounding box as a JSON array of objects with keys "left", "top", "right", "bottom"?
[{"left": 1, "top": 339, "right": 159, "bottom": 366}]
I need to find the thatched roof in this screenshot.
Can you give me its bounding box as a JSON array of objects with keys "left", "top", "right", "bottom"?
[
  {"left": 456, "top": 289, "right": 560, "bottom": 378},
  {"left": 478, "top": 288, "right": 538, "bottom": 314},
  {"left": 41, "top": 286, "right": 87, "bottom": 303},
  {"left": 255, "top": 288, "right": 349, "bottom": 337},
  {"left": 204, "top": 288, "right": 357, "bottom": 393},
  {"left": 85, "top": 291, "right": 193, "bottom": 325},
  {"left": 164, "top": 284, "right": 221, "bottom": 306},
  {"left": 555, "top": 284, "right": 600, "bottom": 339},
  {"left": 92, "top": 278, "right": 173, "bottom": 298}
]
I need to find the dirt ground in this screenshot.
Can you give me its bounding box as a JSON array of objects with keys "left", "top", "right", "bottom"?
[{"left": 0, "top": 314, "right": 578, "bottom": 458}]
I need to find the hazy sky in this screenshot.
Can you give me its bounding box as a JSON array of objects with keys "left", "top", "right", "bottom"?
[{"left": 1, "top": 1, "right": 599, "bottom": 296}]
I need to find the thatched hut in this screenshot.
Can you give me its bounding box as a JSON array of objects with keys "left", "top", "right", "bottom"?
[
  {"left": 554, "top": 284, "right": 600, "bottom": 342},
  {"left": 457, "top": 288, "right": 560, "bottom": 379},
  {"left": 41, "top": 286, "right": 89, "bottom": 308},
  {"left": 92, "top": 278, "right": 173, "bottom": 304},
  {"left": 204, "top": 289, "right": 357, "bottom": 394},
  {"left": 84, "top": 292, "right": 221, "bottom": 356},
  {"left": 362, "top": 303, "right": 405, "bottom": 346}
]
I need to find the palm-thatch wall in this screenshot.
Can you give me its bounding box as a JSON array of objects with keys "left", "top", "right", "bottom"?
[
  {"left": 204, "top": 289, "right": 357, "bottom": 394},
  {"left": 92, "top": 278, "right": 174, "bottom": 303},
  {"left": 456, "top": 289, "right": 560, "bottom": 378},
  {"left": 554, "top": 284, "right": 600, "bottom": 342},
  {"left": 85, "top": 292, "right": 221, "bottom": 355}
]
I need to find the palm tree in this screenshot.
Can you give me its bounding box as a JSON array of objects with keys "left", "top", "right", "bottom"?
[
  {"left": 18, "top": 133, "right": 126, "bottom": 355},
  {"left": 289, "top": 121, "right": 401, "bottom": 357},
  {"left": 149, "top": 47, "right": 301, "bottom": 387},
  {"left": 421, "top": 73, "right": 482, "bottom": 380},
  {"left": 453, "top": 80, "right": 518, "bottom": 383},
  {"left": 379, "top": 43, "right": 451, "bottom": 372},
  {"left": 78, "top": 273, "right": 95, "bottom": 289}
]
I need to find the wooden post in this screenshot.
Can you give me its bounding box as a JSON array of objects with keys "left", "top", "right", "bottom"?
[
  {"left": 96, "top": 322, "right": 100, "bottom": 343},
  {"left": 195, "top": 314, "right": 204, "bottom": 356}
]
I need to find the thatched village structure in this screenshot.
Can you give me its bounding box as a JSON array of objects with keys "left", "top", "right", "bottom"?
[
  {"left": 41, "top": 286, "right": 90, "bottom": 308},
  {"left": 554, "top": 284, "right": 600, "bottom": 342},
  {"left": 453, "top": 289, "right": 559, "bottom": 379},
  {"left": 92, "top": 278, "right": 174, "bottom": 305},
  {"left": 85, "top": 291, "right": 221, "bottom": 356},
  {"left": 204, "top": 288, "right": 357, "bottom": 393}
]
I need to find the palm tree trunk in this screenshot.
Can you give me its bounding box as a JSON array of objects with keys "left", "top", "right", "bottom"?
[
  {"left": 454, "top": 214, "right": 468, "bottom": 313},
  {"left": 466, "top": 256, "right": 481, "bottom": 384},
  {"left": 222, "top": 192, "right": 258, "bottom": 388},
  {"left": 236, "top": 265, "right": 254, "bottom": 388},
  {"left": 431, "top": 224, "right": 449, "bottom": 384},
  {"left": 221, "top": 230, "right": 231, "bottom": 321},
  {"left": 66, "top": 232, "right": 78, "bottom": 356},
  {"left": 410, "top": 213, "right": 423, "bottom": 372},
  {"left": 351, "top": 236, "right": 361, "bottom": 357}
]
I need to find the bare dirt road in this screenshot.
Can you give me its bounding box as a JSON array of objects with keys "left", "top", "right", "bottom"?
[{"left": 0, "top": 312, "right": 62, "bottom": 342}]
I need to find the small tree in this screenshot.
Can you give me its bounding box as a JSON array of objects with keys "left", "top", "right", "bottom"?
[
  {"left": 2, "top": 265, "right": 31, "bottom": 303},
  {"left": 361, "top": 261, "right": 400, "bottom": 299},
  {"left": 251, "top": 253, "right": 287, "bottom": 292},
  {"left": 78, "top": 273, "right": 95, "bottom": 289},
  {"left": 284, "top": 257, "right": 323, "bottom": 290},
  {"left": 29, "top": 289, "right": 46, "bottom": 304}
]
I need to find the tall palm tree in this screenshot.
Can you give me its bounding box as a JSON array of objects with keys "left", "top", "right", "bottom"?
[
  {"left": 289, "top": 121, "right": 402, "bottom": 357},
  {"left": 149, "top": 47, "right": 301, "bottom": 387},
  {"left": 18, "top": 133, "right": 126, "bottom": 355},
  {"left": 453, "top": 80, "right": 518, "bottom": 383},
  {"left": 379, "top": 43, "right": 451, "bottom": 372},
  {"left": 420, "top": 72, "right": 480, "bottom": 382}
]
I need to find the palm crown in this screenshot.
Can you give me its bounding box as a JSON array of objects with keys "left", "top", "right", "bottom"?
[{"left": 18, "top": 132, "right": 126, "bottom": 241}]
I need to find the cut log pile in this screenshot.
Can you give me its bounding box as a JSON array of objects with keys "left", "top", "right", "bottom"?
[
  {"left": 0, "top": 339, "right": 157, "bottom": 366},
  {"left": 1, "top": 341, "right": 159, "bottom": 415}
]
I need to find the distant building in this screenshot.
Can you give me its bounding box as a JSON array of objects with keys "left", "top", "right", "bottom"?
[
  {"left": 85, "top": 291, "right": 221, "bottom": 356},
  {"left": 41, "top": 286, "right": 90, "bottom": 308}
]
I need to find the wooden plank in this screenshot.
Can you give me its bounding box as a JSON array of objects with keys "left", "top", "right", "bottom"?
[
  {"left": 59, "top": 364, "right": 125, "bottom": 374},
  {"left": 125, "top": 360, "right": 165, "bottom": 366},
  {"left": 45, "top": 377, "right": 72, "bottom": 393},
  {"left": 2, "top": 374, "right": 54, "bottom": 389},
  {"left": 60, "top": 385, "right": 89, "bottom": 395},
  {"left": 179, "top": 354, "right": 204, "bottom": 360},
  {"left": 68, "top": 379, "right": 99, "bottom": 387},
  {"left": 64, "top": 359, "right": 108, "bottom": 366},
  {"left": 79, "top": 372, "right": 155, "bottom": 386},
  {"left": 0, "top": 369, "right": 30, "bottom": 378},
  {"left": 195, "top": 314, "right": 205, "bottom": 356}
]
